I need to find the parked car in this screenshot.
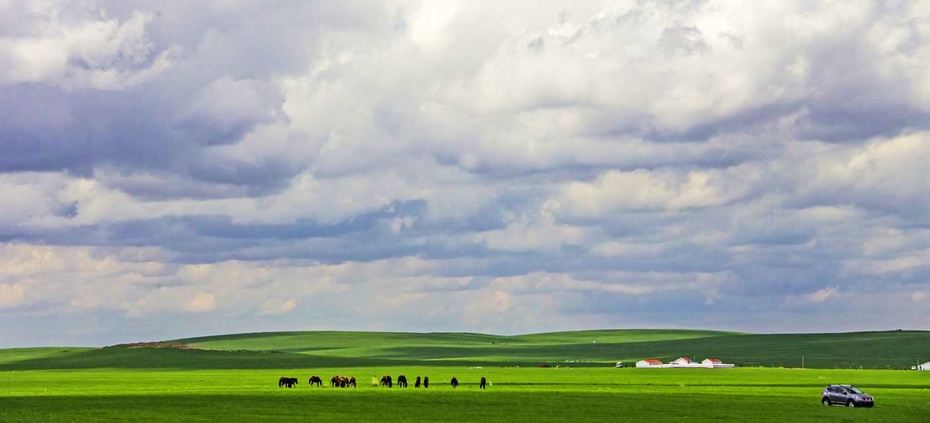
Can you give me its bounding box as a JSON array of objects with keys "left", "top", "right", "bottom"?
[{"left": 821, "top": 384, "right": 874, "bottom": 407}]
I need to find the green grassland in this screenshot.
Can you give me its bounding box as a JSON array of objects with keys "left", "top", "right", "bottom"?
[
  {"left": 3, "top": 329, "right": 927, "bottom": 370},
  {"left": 1, "top": 330, "right": 929, "bottom": 422},
  {"left": 179, "top": 329, "right": 930, "bottom": 369}
]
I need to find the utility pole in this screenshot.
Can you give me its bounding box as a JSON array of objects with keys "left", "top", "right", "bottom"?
[{"left": 802, "top": 356, "right": 804, "bottom": 369}]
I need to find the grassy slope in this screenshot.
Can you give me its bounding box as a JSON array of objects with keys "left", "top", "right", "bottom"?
[
  {"left": 0, "top": 348, "right": 94, "bottom": 366},
  {"left": 184, "top": 329, "right": 930, "bottom": 369},
  {"left": 0, "top": 330, "right": 928, "bottom": 370}
]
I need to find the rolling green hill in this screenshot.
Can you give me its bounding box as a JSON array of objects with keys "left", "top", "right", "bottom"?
[{"left": 1, "top": 329, "right": 928, "bottom": 371}]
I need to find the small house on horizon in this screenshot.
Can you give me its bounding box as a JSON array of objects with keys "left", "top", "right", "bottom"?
[
  {"left": 702, "top": 357, "right": 735, "bottom": 368},
  {"left": 636, "top": 359, "right": 663, "bottom": 368},
  {"left": 635, "top": 357, "right": 736, "bottom": 368},
  {"left": 670, "top": 357, "right": 692, "bottom": 366}
]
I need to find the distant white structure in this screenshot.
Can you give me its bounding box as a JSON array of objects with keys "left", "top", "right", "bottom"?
[
  {"left": 635, "top": 357, "right": 735, "bottom": 368},
  {"left": 701, "top": 358, "right": 736, "bottom": 369},
  {"left": 918, "top": 362, "right": 930, "bottom": 370},
  {"left": 636, "top": 359, "right": 663, "bottom": 368},
  {"left": 670, "top": 357, "right": 693, "bottom": 367}
]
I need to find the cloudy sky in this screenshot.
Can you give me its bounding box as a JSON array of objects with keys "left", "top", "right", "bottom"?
[{"left": 1, "top": 0, "right": 929, "bottom": 347}]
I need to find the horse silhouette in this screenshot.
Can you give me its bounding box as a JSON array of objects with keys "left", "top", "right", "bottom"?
[
  {"left": 480, "top": 377, "right": 487, "bottom": 389},
  {"left": 397, "top": 375, "right": 408, "bottom": 388},
  {"left": 331, "top": 375, "right": 353, "bottom": 387},
  {"left": 450, "top": 377, "right": 458, "bottom": 388},
  {"left": 278, "top": 377, "right": 298, "bottom": 388},
  {"left": 415, "top": 376, "right": 421, "bottom": 388},
  {"left": 308, "top": 376, "right": 323, "bottom": 386},
  {"left": 379, "top": 375, "right": 393, "bottom": 388},
  {"left": 423, "top": 376, "right": 429, "bottom": 388}
]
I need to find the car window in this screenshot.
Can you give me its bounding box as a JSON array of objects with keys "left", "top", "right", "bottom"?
[{"left": 846, "top": 386, "right": 863, "bottom": 394}]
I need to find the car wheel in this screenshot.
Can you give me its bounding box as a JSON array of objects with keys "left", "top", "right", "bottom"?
[
  {"left": 846, "top": 400, "right": 855, "bottom": 407},
  {"left": 821, "top": 398, "right": 831, "bottom": 406}
]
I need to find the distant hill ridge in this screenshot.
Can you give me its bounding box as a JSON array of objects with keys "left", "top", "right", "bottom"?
[{"left": 2, "top": 329, "right": 928, "bottom": 370}]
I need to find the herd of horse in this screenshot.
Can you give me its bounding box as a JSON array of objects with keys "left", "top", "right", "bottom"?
[{"left": 278, "top": 374, "right": 487, "bottom": 389}]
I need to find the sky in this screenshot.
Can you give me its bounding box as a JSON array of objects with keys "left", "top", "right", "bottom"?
[{"left": 1, "top": 0, "right": 929, "bottom": 348}]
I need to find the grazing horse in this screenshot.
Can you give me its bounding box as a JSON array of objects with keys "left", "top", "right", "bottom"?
[
  {"left": 415, "top": 376, "right": 421, "bottom": 388},
  {"left": 423, "top": 376, "right": 429, "bottom": 388},
  {"left": 480, "top": 377, "right": 487, "bottom": 389},
  {"left": 379, "top": 375, "right": 393, "bottom": 388},
  {"left": 308, "top": 376, "right": 323, "bottom": 386},
  {"left": 332, "top": 375, "right": 350, "bottom": 387},
  {"left": 450, "top": 377, "right": 458, "bottom": 388},
  {"left": 278, "top": 377, "right": 298, "bottom": 388},
  {"left": 348, "top": 376, "right": 356, "bottom": 387},
  {"left": 397, "top": 375, "right": 408, "bottom": 388}
]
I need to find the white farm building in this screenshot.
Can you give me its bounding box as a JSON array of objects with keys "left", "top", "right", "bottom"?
[
  {"left": 918, "top": 362, "right": 930, "bottom": 370},
  {"left": 635, "top": 357, "right": 735, "bottom": 368},
  {"left": 636, "top": 359, "right": 664, "bottom": 368},
  {"left": 701, "top": 358, "right": 735, "bottom": 369},
  {"left": 670, "top": 357, "right": 693, "bottom": 366}
]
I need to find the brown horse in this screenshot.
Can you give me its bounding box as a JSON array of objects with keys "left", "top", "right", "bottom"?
[
  {"left": 480, "top": 377, "right": 487, "bottom": 389},
  {"left": 450, "top": 377, "right": 458, "bottom": 388},
  {"left": 415, "top": 376, "right": 421, "bottom": 388},
  {"left": 278, "top": 377, "right": 298, "bottom": 388},
  {"left": 308, "top": 375, "right": 323, "bottom": 386},
  {"left": 348, "top": 376, "right": 356, "bottom": 387},
  {"left": 379, "top": 375, "right": 393, "bottom": 388},
  {"left": 331, "top": 375, "right": 352, "bottom": 387},
  {"left": 397, "top": 375, "right": 408, "bottom": 388},
  {"left": 423, "top": 376, "right": 429, "bottom": 388}
]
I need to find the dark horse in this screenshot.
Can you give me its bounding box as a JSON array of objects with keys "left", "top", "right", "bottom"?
[
  {"left": 379, "top": 375, "right": 393, "bottom": 388},
  {"left": 450, "top": 377, "right": 458, "bottom": 388},
  {"left": 480, "top": 377, "right": 487, "bottom": 389},
  {"left": 278, "top": 376, "right": 298, "bottom": 388},
  {"left": 397, "top": 375, "right": 408, "bottom": 388},
  {"left": 308, "top": 375, "right": 323, "bottom": 386},
  {"left": 331, "top": 375, "right": 354, "bottom": 387},
  {"left": 415, "top": 376, "right": 421, "bottom": 388},
  {"left": 423, "top": 376, "right": 429, "bottom": 388}
]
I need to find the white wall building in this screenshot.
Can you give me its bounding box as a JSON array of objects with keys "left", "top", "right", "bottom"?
[
  {"left": 670, "top": 357, "right": 693, "bottom": 366},
  {"left": 918, "top": 362, "right": 930, "bottom": 370},
  {"left": 635, "top": 357, "right": 736, "bottom": 368},
  {"left": 701, "top": 358, "right": 736, "bottom": 368}
]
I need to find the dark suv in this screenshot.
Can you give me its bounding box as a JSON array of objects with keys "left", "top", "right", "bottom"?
[{"left": 821, "top": 384, "right": 874, "bottom": 407}]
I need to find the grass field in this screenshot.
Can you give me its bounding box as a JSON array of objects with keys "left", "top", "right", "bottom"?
[{"left": 2, "top": 330, "right": 929, "bottom": 422}]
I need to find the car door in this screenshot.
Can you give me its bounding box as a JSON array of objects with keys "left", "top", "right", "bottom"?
[{"left": 836, "top": 386, "right": 852, "bottom": 403}]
